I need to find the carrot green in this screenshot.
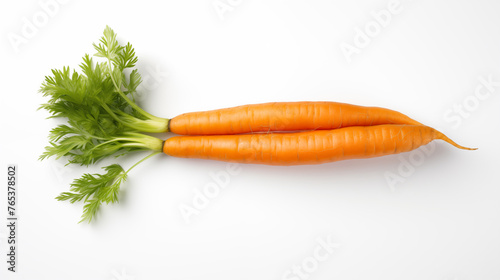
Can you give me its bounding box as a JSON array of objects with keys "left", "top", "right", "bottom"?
[{"left": 39, "top": 26, "right": 165, "bottom": 222}]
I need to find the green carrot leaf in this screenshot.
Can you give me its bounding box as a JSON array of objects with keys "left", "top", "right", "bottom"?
[{"left": 55, "top": 164, "right": 127, "bottom": 223}]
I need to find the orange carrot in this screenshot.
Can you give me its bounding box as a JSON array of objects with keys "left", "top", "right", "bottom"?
[
  {"left": 168, "top": 102, "right": 423, "bottom": 135},
  {"left": 163, "top": 125, "right": 475, "bottom": 165}
]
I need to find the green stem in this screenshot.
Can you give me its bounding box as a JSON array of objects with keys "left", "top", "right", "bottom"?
[
  {"left": 121, "top": 143, "right": 150, "bottom": 149},
  {"left": 90, "top": 138, "right": 122, "bottom": 151},
  {"left": 121, "top": 115, "right": 169, "bottom": 133},
  {"left": 106, "top": 59, "right": 158, "bottom": 120},
  {"left": 89, "top": 132, "right": 163, "bottom": 153},
  {"left": 96, "top": 125, "right": 108, "bottom": 138},
  {"left": 100, "top": 95, "right": 168, "bottom": 133},
  {"left": 100, "top": 102, "right": 128, "bottom": 126},
  {"left": 126, "top": 151, "right": 161, "bottom": 174}
]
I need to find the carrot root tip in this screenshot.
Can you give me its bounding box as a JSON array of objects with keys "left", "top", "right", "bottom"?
[{"left": 434, "top": 130, "right": 477, "bottom": 151}]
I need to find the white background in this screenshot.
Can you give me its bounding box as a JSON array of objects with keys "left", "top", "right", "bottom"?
[{"left": 1, "top": 0, "right": 499, "bottom": 279}]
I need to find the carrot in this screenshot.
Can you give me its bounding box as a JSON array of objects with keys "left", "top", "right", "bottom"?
[
  {"left": 163, "top": 125, "right": 475, "bottom": 165},
  {"left": 168, "top": 102, "right": 423, "bottom": 135}
]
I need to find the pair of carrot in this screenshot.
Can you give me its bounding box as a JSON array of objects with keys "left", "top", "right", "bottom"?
[
  {"left": 41, "top": 26, "right": 476, "bottom": 223},
  {"left": 162, "top": 101, "right": 475, "bottom": 165}
]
